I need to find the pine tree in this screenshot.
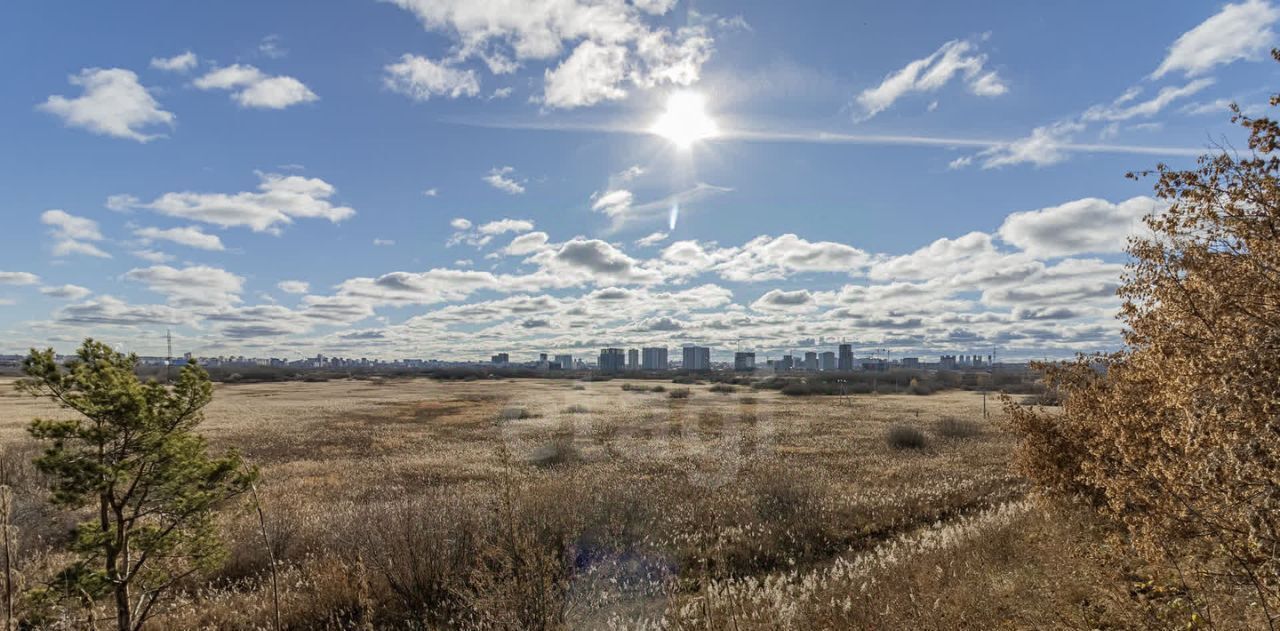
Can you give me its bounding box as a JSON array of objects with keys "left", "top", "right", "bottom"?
[{"left": 19, "top": 339, "right": 255, "bottom": 631}]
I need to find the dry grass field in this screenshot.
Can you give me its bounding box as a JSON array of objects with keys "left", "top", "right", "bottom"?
[{"left": 0, "top": 377, "right": 1151, "bottom": 629}]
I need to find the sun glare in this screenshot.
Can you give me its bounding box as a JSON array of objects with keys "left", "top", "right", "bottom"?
[{"left": 650, "top": 90, "right": 719, "bottom": 149}]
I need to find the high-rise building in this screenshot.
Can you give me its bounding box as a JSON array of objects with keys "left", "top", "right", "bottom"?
[
  {"left": 820, "top": 351, "right": 836, "bottom": 371},
  {"left": 627, "top": 348, "right": 640, "bottom": 371},
  {"left": 682, "top": 345, "right": 711, "bottom": 371},
  {"left": 804, "top": 351, "right": 818, "bottom": 371},
  {"left": 598, "top": 348, "right": 626, "bottom": 373},
  {"left": 554, "top": 354, "right": 573, "bottom": 370},
  {"left": 940, "top": 355, "right": 957, "bottom": 369},
  {"left": 734, "top": 351, "right": 756, "bottom": 371},
  {"left": 901, "top": 357, "right": 920, "bottom": 367},
  {"left": 491, "top": 352, "right": 509, "bottom": 365},
  {"left": 780, "top": 355, "right": 794, "bottom": 371},
  {"left": 641, "top": 347, "right": 668, "bottom": 370},
  {"left": 837, "top": 343, "right": 853, "bottom": 371}
]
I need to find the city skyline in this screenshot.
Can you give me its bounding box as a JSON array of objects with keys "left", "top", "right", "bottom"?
[{"left": 3, "top": 1, "right": 1278, "bottom": 360}]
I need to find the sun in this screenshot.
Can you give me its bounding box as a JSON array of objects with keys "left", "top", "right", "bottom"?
[{"left": 649, "top": 90, "right": 719, "bottom": 149}]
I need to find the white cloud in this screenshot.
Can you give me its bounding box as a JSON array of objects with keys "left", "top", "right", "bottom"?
[
  {"left": 483, "top": 166, "right": 526, "bottom": 194},
  {"left": 478, "top": 218, "right": 534, "bottom": 234},
  {"left": 591, "top": 189, "right": 634, "bottom": 216},
  {"left": 42, "top": 209, "right": 110, "bottom": 258},
  {"left": 384, "top": 54, "right": 481, "bottom": 100},
  {"left": 124, "top": 265, "right": 244, "bottom": 308},
  {"left": 632, "top": 0, "right": 678, "bottom": 15},
  {"left": 124, "top": 172, "right": 355, "bottom": 232},
  {"left": 1082, "top": 79, "right": 1215, "bottom": 122},
  {"left": 259, "top": 34, "right": 287, "bottom": 59},
  {"left": 134, "top": 225, "right": 225, "bottom": 251},
  {"left": 40, "top": 284, "right": 91, "bottom": 300},
  {"left": 277, "top": 280, "right": 310, "bottom": 294},
  {"left": 717, "top": 234, "right": 871, "bottom": 282},
  {"left": 543, "top": 41, "right": 629, "bottom": 108},
  {"left": 424, "top": 188, "right": 440, "bottom": 197},
  {"left": 0, "top": 272, "right": 40, "bottom": 286},
  {"left": 39, "top": 68, "right": 174, "bottom": 142},
  {"left": 631, "top": 26, "right": 714, "bottom": 88},
  {"left": 56, "top": 295, "right": 195, "bottom": 327},
  {"left": 855, "top": 37, "right": 1007, "bottom": 120},
  {"left": 1153, "top": 0, "right": 1280, "bottom": 78},
  {"left": 450, "top": 217, "right": 472, "bottom": 230},
  {"left": 194, "top": 64, "right": 318, "bottom": 109},
  {"left": 373, "top": 238, "right": 396, "bottom": 246},
  {"left": 751, "top": 288, "right": 817, "bottom": 312},
  {"left": 635, "top": 231, "right": 668, "bottom": 247},
  {"left": 385, "top": 0, "right": 717, "bottom": 110},
  {"left": 976, "top": 120, "right": 1085, "bottom": 169},
  {"left": 150, "top": 51, "right": 198, "bottom": 73},
  {"left": 998, "top": 196, "right": 1165, "bottom": 257},
  {"left": 132, "top": 249, "right": 174, "bottom": 263},
  {"left": 617, "top": 165, "right": 646, "bottom": 181},
  {"left": 502, "top": 231, "right": 550, "bottom": 255}
]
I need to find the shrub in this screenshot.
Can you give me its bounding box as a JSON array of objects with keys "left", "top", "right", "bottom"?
[
  {"left": 572, "top": 384, "right": 586, "bottom": 391},
  {"left": 668, "top": 388, "right": 692, "bottom": 399},
  {"left": 708, "top": 383, "right": 736, "bottom": 394},
  {"left": 780, "top": 382, "right": 811, "bottom": 396},
  {"left": 561, "top": 404, "right": 590, "bottom": 414},
  {"left": 886, "top": 425, "right": 926, "bottom": 450},
  {"left": 1005, "top": 77, "right": 1280, "bottom": 624},
  {"left": 529, "top": 437, "right": 578, "bottom": 468},
  {"left": 498, "top": 406, "right": 535, "bottom": 421},
  {"left": 934, "top": 417, "right": 981, "bottom": 439},
  {"left": 907, "top": 378, "right": 933, "bottom": 395},
  {"left": 651, "top": 385, "right": 666, "bottom": 393}
]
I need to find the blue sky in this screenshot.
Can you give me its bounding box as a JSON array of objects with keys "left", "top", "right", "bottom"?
[{"left": 2, "top": 0, "right": 1277, "bottom": 361}]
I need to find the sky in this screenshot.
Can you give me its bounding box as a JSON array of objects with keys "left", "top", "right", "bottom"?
[{"left": 2, "top": 0, "right": 1278, "bottom": 362}]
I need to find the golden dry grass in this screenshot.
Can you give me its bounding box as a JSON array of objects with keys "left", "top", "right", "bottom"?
[{"left": 0, "top": 377, "right": 1154, "bottom": 629}]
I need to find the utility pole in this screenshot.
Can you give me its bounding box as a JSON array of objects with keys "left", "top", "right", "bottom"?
[{"left": 165, "top": 328, "right": 173, "bottom": 383}]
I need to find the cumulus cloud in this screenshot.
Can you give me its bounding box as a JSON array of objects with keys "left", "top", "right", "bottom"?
[
  {"left": 450, "top": 217, "right": 472, "bottom": 230},
  {"left": 0, "top": 272, "right": 40, "bottom": 286},
  {"left": 124, "top": 265, "right": 244, "bottom": 308},
  {"left": 384, "top": 0, "right": 717, "bottom": 110},
  {"left": 39, "top": 68, "right": 174, "bottom": 142},
  {"left": 384, "top": 54, "right": 481, "bottom": 100},
  {"left": 635, "top": 231, "right": 668, "bottom": 247},
  {"left": 1153, "top": 0, "right": 1280, "bottom": 78},
  {"left": 194, "top": 64, "right": 318, "bottom": 109},
  {"left": 543, "top": 41, "right": 629, "bottom": 108},
  {"left": 502, "top": 231, "right": 550, "bottom": 255},
  {"left": 483, "top": 166, "right": 526, "bottom": 194},
  {"left": 134, "top": 225, "right": 225, "bottom": 251},
  {"left": 56, "top": 295, "right": 195, "bottom": 327},
  {"left": 120, "top": 172, "right": 355, "bottom": 232},
  {"left": 591, "top": 189, "right": 634, "bottom": 216},
  {"left": 718, "top": 234, "right": 870, "bottom": 281},
  {"left": 855, "top": 37, "right": 1007, "bottom": 120},
  {"left": 478, "top": 218, "right": 534, "bottom": 235},
  {"left": 42, "top": 209, "right": 110, "bottom": 258},
  {"left": 751, "top": 288, "right": 816, "bottom": 312},
  {"left": 150, "top": 51, "right": 198, "bottom": 72},
  {"left": 998, "top": 196, "right": 1164, "bottom": 257},
  {"left": 40, "top": 284, "right": 91, "bottom": 300},
  {"left": 277, "top": 280, "right": 310, "bottom": 294}
]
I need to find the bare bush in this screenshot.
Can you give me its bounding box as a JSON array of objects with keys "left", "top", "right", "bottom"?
[
  {"left": 886, "top": 425, "right": 926, "bottom": 450},
  {"left": 935, "top": 417, "right": 981, "bottom": 439}
]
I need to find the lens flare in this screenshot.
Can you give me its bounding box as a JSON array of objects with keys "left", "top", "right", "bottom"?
[{"left": 669, "top": 202, "right": 680, "bottom": 230}]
